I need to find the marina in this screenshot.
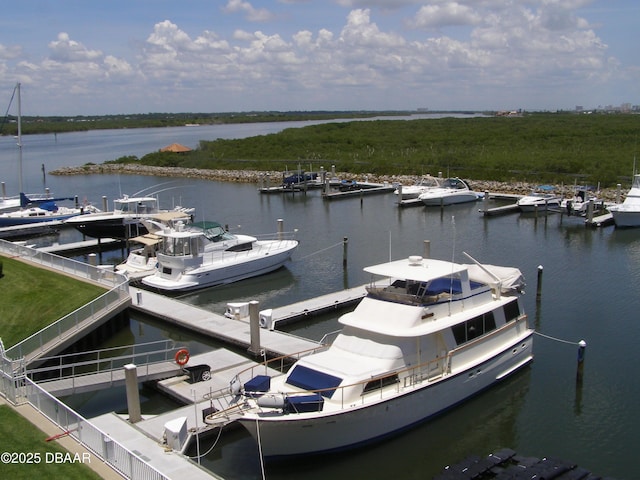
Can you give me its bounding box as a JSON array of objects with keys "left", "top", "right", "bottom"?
[{"left": 0, "top": 121, "right": 638, "bottom": 479}]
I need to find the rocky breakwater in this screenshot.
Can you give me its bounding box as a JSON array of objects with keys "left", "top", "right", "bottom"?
[{"left": 51, "top": 163, "right": 621, "bottom": 202}]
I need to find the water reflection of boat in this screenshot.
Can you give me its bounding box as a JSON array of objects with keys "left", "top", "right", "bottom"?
[
  {"left": 141, "top": 221, "right": 298, "bottom": 292},
  {"left": 215, "top": 253, "right": 532, "bottom": 459}
]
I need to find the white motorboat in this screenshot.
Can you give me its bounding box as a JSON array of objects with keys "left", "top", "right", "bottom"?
[
  {"left": 141, "top": 221, "right": 298, "bottom": 291},
  {"left": 560, "top": 186, "right": 599, "bottom": 215},
  {"left": 211, "top": 253, "right": 533, "bottom": 459},
  {"left": 608, "top": 174, "right": 640, "bottom": 227},
  {"left": 394, "top": 175, "right": 442, "bottom": 200},
  {"left": 65, "top": 195, "right": 193, "bottom": 239},
  {"left": 517, "top": 186, "right": 561, "bottom": 212},
  {"left": 418, "top": 177, "right": 480, "bottom": 205}
]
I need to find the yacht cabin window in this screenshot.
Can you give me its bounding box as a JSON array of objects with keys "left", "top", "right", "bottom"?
[
  {"left": 451, "top": 311, "right": 496, "bottom": 345},
  {"left": 503, "top": 300, "right": 521, "bottom": 322}
]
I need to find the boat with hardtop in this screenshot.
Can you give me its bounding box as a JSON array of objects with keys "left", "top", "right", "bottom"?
[
  {"left": 208, "top": 252, "right": 533, "bottom": 459},
  {"left": 65, "top": 194, "right": 193, "bottom": 239},
  {"left": 141, "top": 220, "right": 298, "bottom": 291},
  {"left": 608, "top": 173, "right": 640, "bottom": 227}
]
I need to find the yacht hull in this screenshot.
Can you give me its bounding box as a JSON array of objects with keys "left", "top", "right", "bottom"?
[
  {"left": 66, "top": 215, "right": 149, "bottom": 239},
  {"left": 609, "top": 209, "right": 640, "bottom": 228},
  {"left": 142, "top": 241, "right": 297, "bottom": 291},
  {"left": 238, "top": 333, "right": 533, "bottom": 459},
  {"left": 420, "top": 192, "right": 479, "bottom": 206}
]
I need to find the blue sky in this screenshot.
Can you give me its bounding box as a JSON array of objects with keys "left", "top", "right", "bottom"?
[{"left": 2, "top": 0, "right": 639, "bottom": 115}]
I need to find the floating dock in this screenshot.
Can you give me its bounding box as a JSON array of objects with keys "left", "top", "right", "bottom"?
[
  {"left": 322, "top": 182, "right": 395, "bottom": 200},
  {"left": 38, "top": 238, "right": 125, "bottom": 254},
  {"left": 435, "top": 448, "right": 616, "bottom": 480},
  {"left": 0, "top": 220, "right": 62, "bottom": 239},
  {"left": 129, "top": 289, "right": 325, "bottom": 357}
]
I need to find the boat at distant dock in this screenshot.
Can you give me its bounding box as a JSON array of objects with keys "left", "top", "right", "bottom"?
[
  {"left": 418, "top": 177, "right": 481, "bottom": 205},
  {"left": 608, "top": 173, "right": 640, "bottom": 227},
  {"left": 209, "top": 252, "right": 533, "bottom": 459},
  {"left": 517, "top": 185, "right": 561, "bottom": 212}
]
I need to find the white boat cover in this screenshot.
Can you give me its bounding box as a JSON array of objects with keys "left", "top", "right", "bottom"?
[{"left": 464, "top": 264, "right": 525, "bottom": 294}]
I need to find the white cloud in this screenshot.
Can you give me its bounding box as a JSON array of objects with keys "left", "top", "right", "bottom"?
[
  {"left": 0, "top": 44, "right": 22, "bottom": 60},
  {"left": 223, "top": 0, "right": 275, "bottom": 22},
  {"left": 410, "top": 2, "right": 482, "bottom": 29},
  {"left": 48, "top": 33, "right": 103, "bottom": 62},
  {"left": 3, "top": 1, "right": 630, "bottom": 114}
]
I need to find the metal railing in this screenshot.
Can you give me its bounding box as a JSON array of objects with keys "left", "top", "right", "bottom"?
[
  {"left": 0, "top": 238, "right": 131, "bottom": 361},
  {"left": 23, "top": 377, "right": 169, "bottom": 480},
  {"left": 5, "top": 286, "right": 130, "bottom": 361},
  {"left": 0, "top": 238, "right": 126, "bottom": 289},
  {"left": 27, "top": 340, "right": 183, "bottom": 382}
]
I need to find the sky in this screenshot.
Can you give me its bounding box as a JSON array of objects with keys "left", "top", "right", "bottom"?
[{"left": 2, "top": 0, "right": 639, "bottom": 116}]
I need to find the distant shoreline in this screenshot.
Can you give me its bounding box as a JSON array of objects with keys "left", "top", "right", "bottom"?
[{"left": 50, "top": 163, "right": 623, "bottom": 201}]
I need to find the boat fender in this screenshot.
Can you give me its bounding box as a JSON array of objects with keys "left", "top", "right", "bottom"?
[
  {"left": 175, "top": 349, "right": 190, "bottom": 366},
  {"left": 230, "top": 377, "right": 242, "bottom": 395},
  {"left": 257, "top": 394, "right": 286, "bottom": 409}
]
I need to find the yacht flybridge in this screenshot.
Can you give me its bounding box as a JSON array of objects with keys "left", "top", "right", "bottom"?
[{"left": 207, "top": 253, "right": 533, "bottom": 459}]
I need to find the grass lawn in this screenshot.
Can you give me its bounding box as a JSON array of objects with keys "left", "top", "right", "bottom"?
[
  {"left": 0, "top": 405, "right": 102, "bottom": 480},
  {"left": 0, "top": 255, "right": 107, "bottom": 348}
]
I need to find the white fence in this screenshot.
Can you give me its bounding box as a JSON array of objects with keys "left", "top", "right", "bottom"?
[{"left": 24, "top": 377, "right": 169, "bottom": 480}]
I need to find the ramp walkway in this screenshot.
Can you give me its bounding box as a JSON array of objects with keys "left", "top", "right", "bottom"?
[{"left": 31, "top": 340, "right": 185, "bottom": 396}]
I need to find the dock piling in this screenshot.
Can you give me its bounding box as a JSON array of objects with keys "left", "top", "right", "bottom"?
[
  {"left": 423, "top": 240, "right": 431, "bottom": 259},
  {"left": 343, "top": 237, "right": 348, "bottom": 267},
  {"left": 277, "top": 219, "right": 284, "bottom": 241},
  {"left": 248, "top": 301, "right": 261, "bottom": 356},
  {"left": 577, "top": 339, "right": 587, "bottom": 381},
  {"left": 124, "top": 364, "right": 142, "bottom": 423},
  {"left": 536, "top": 265, "right": 543, "bottom": 298}
]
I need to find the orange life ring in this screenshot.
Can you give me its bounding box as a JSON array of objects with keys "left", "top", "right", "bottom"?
[{"left": 175, "top": 349, "right": 190, "bottom": 366}]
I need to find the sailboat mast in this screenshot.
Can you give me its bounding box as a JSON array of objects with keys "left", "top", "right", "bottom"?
[{"left": 16, "top": 82, "right": 23, "bottom": 193}]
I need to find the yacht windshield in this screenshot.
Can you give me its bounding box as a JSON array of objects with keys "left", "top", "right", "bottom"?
[{"left": 194, "top": 222, "right": 235, "bottom": 242}]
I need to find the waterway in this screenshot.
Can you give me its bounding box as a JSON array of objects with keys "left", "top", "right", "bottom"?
[{"left": 1, "top": 118, "right": 638, "bottom": 479}]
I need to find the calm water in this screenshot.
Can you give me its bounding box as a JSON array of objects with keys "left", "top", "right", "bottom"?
[{"left": 2, "top": 121, "right": 638, "bottom": 479}]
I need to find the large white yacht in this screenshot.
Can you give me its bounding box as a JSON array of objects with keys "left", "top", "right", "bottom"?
[{"left": 209, "top": 253, "right": 533, "bottom": 459}]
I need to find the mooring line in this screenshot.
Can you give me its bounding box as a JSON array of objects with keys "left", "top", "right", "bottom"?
[
  {"left": 534, "top": 331, "right": 581, "bottom": 346},
  {"left": 296, "top": 241, "right": 345, "bottom": 260}
]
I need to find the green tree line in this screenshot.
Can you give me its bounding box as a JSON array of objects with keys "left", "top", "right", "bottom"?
[
  {"left": 109, "top": 113, "right": 640, "bottom": 187},
  {"left": 0, "top": 111, "right": 403, "bottom": 135}
]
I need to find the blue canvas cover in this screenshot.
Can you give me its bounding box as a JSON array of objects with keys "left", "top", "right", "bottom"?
[{"left": 286, "top": 365, "right": 342, "bottom": 398}]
